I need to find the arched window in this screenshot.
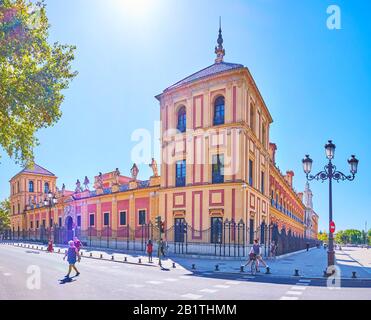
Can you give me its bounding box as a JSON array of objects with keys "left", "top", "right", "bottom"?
[
  {"left": 177, "top": 106, "right": 186, "bottom": 133},
  {"left": 44, "top": 182, "right": 49, "bottom": 194},
  {"left": 213, "top": 96, "right": 225, "bottom": 125},
  {"left": 29, "top": 181, "right": 34, "bottom": 193}
]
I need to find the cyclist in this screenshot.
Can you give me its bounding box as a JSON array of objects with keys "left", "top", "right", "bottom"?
[{"left": 252, "top": 239, "right": 269, "bottom": 272}]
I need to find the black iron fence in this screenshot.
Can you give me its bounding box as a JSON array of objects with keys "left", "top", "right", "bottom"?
[{"left": 2, "top": 221, "right": 318, "bottom": 257}]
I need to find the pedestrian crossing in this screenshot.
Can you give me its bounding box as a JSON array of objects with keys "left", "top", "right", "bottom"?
[{"left": 280, "top": 279, "right": 312, "bottom": 300}]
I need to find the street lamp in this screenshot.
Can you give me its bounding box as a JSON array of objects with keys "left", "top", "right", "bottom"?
[
  {"left": 44, "top": 191, "right": 58, "bottom": 228},
  {"left": 302, "top": 140, "right": 358, "bottom": 270}
]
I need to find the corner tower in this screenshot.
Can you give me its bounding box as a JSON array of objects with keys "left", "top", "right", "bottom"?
[{"left": 9, "top": 164, "right": 57, "bottom": 233}]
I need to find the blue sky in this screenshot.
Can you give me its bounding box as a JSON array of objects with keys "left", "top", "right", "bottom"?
[{"left": 1, "top": 0, "right": 370, "bottom": 232}]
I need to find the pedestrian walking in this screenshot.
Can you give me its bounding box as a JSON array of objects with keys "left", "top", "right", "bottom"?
[
  {"left": 73, "top": 236, "right": 82, "bottom": 252},
  {"left": 47, "top": 239, "right": 53, "bottom": 253},
  {"left": 63, "top": 240, "right": 81, "bottom": 278},
  {"left": 306, "top": 242, "right": 310, "bottom": 252},
  {"left": 252, "top": 239, "right": 268, "bottom": 272},
  {"left": 147, "top": 240, "right": 153, "bottom": 263}
]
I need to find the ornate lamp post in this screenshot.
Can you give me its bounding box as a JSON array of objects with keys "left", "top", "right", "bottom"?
[
  {"left": 44, "top": 191, "right": 58, "bottom": 230},
  {"left": 302, "top": 140, "right": 359, "bottom": 269}
]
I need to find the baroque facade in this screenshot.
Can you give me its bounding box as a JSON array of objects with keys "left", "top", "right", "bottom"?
[{"left": 8, "top": 26, "right": 319, "bottom": 254}]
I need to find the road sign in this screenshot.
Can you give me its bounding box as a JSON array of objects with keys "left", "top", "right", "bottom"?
[{"left": 330, "top": 221, "right": 336, "bottom": 233}]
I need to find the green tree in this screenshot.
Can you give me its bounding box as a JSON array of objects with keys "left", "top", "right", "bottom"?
[
  {"left": 0, "top": 0, "right": 77, "bottom": 165},
  {"left": 335, "top": 230, "right": 347, "bottom": 244},
  {"left": 343, "top": 229, "right": 362, "bottom": 244},
  {"left": 368, "top": 230, "right": 371, "bottom": 245},
  {"left": 318, "top": 231, "right": 328, "bottom": 242},
  {"left": 0, "top": 198, "right": 10, "bottom": 233}
]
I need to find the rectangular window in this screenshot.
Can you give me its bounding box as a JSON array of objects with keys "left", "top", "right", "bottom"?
[
  {"left": 103, "top": 212, "right": 110, "bottom": 226},
  {"left": 42, "top": 219, "right": 46, "bottom": 227},
  {"left": 17, "top": 203, "right": 20, "bottom": 214},
  {"left": 176, "top": 160, "right": 186, "bottom": 187},
  {"left": 249, "top": 160, "right": 254, "bottom": 187},
  {"left": 36, "top": 220, "right": 39, "bottom": 229},
  {"left": 89, "top": 214, "right": 95, "bottom": 227},
  {"left": 50, "top": 218, "right": 53, "bottom": 227},
  {"left": 29, "top": 181, "right": 34, "bottom": 193},
  {"left": 119, "top": 211, "right": 127, "bottom": 226},
  {"left": 138, "top": 210, "right": 146, "bottom": 225},
  {"left": 212, "top": 154, "right": 224, "bottom": 184},
  {"left": 58, "top": 217, "right": 62, "bottom": 227},
  {"left": 30, "top": 221, "right": 33, "bottom": 229},
  {"left": 77, "top": 215, "right": 81, "bottom": 227},
  {"left": 261, "top": 171, "right": 265, "bottom": 194}
]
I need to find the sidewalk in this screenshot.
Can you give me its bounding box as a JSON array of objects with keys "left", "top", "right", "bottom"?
[
  {"left": 4, "top": 241, "right": 370, "bottom": 279},
  {"left": 6, "top": 242, "right": 183, "bottom": 271}
]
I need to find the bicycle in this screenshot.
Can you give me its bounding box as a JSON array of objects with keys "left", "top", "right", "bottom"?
[{"left": 250, "top": 254, "right": 258, "bottom": 275}]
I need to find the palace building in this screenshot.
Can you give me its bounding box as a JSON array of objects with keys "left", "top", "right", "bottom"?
[{"left": 8, "top": 25, "right": 318, "bottom": 255}]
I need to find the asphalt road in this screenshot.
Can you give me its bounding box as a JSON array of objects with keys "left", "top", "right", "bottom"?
[{"left": 0, "top": 244, "right": 370, "bottom": 300}]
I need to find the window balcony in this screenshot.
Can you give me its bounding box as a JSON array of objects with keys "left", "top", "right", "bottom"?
[
  {"left": 212, "top": 174, "right": 224, "bottom": 184},
  {"left": 176, "top": 177, "right": 186, "bottom": 187}
]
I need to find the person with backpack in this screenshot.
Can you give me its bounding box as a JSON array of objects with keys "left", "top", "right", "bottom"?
[
  {"left": 147, "top": 240, "right": 153, "bottom": 263},
  {"left": 63, "top": 240, "right": 81, "bottom": 278}
]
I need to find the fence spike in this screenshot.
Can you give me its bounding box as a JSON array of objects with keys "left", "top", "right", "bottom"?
[{"left": 215, "top": 264, "right": 219, "bottom": 271}]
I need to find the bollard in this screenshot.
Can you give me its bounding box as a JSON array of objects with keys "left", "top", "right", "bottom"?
[
  {"left": 90, "top": 252, "right": 93, "bottom": 257},
  {"left": 215, "top": 264, "right": 219, "bottom": 271},
  {"left": 352, "top": 272, "right": 357, "bottom": 279},
  {"left": 81, "top": 251, "right": 83, "bottom": 256},
  {"left": 172, "top": 262, "right": 176, "bottom": 268},
  {"left": 58, "top": 249, "right": 60, "bottom": 253},
  {"left": 240, "top": 266, "right": 244, "bottom": 273},
  {"left": 265, "top": 267, "right": 271, "bottom": 275},
  {"left": 294, "top": 269, "right": 300, "bottom": 277},
  {"left": 111, "top": 255, "right": 114, "bottom": 261},
  {"left": 100, "top": 254, "right": 103, "bottom": 259},
  {"left": 192, "top": 264, "right": 196, "bottom": 270},
  {"left": 138, "top": 258, "right": 142, "bottom": 264},
  {"left": 124, "top": 257, "right": 127, "bottom": 262}
]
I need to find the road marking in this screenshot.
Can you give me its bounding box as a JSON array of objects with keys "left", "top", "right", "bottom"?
[
  {"left": 295, "top": 282, "right": 309, "bottom": 286},
  {"left": 181, "top": 293, "right": 202, "bottom": 300},
  {"left": 213, "top": 285, "right": 230, "bottom": 289},
  {"left": 286, "top": 291, "right": 303, "bottom": 296},
  {"left": 291, "top": 286, "right": 307, "bottom": 291},
  {"left": 164, "top": 278, "right": 178, "bottom": 282},
  {"left": 146, "top": 281, "right": 163, "bottom": 285},
  {"left": 298, "top": 279, "right": 311, "bottom": 283},
  {"left": 199, "top": 289, "right": 218, "bottom": 293},
  {"left": 280, "top": 296, "right": 299, "bottom": 300}
]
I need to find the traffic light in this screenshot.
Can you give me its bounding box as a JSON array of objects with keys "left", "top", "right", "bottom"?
[{"left": 160, "top": 221, "right": 165, "bottom": 233}]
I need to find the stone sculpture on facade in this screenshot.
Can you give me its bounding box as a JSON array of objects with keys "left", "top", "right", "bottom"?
[
  {"left": 130, "top": 163, "right": 139, "bottom": 181},
  {"left": 97, "top": 172, "right": 104, "bottom": 189},
  {"left": 75, "top": 179, "right": 83, "bottom": 193},
  {"left": 84, "top": 176, "right": 90, "bottom": 191},
  {"left": 149, "top": 158, "right": 159, "bottom": 177},
  {"left": 113, "top": 168, "right": 121, "bottom": 186}
]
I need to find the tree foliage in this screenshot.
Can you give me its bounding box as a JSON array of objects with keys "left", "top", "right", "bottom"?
[
  {"left": 0, "top": 198, "right": 10, "bottom": 232},
  {"left": 0, "top": 0, "right": 77, "bottom": 165},
  {"left": 317, "top": 231, "right": 328, "bottom": 242},
  {"left": 334, "top": 229, "right": 364, "bottom": 244}
]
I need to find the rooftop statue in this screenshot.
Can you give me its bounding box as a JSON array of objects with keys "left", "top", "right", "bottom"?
[
  {"left": 130, "top": 163, "right": 139, "bottom": 181},
  {"left": 149, "top": 158, "right": 159, "bottom": 177}
]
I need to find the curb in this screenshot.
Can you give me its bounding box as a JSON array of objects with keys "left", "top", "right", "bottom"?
[
  {"left": 210, "top": 270, "right": 371, "bottom": 281},
  {"left": 10, "top": 242, "right": 161, "bottom": 268}
]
